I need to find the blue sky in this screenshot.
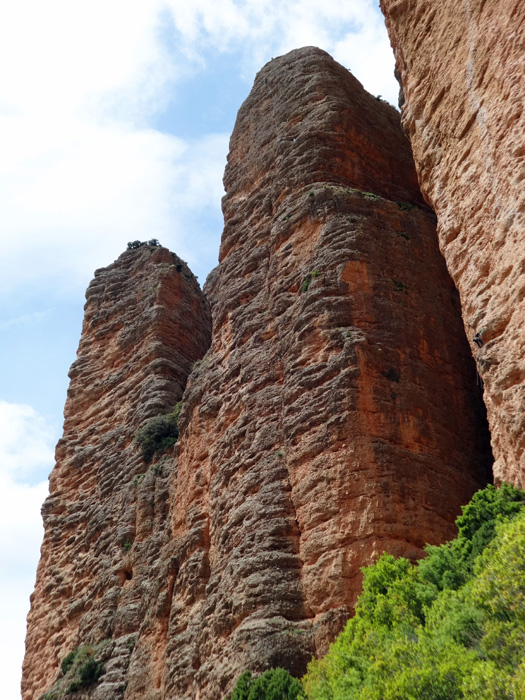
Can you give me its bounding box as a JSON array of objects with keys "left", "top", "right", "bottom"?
[{"left": 0, "top": 1, "right": 398, "bottom": 696}]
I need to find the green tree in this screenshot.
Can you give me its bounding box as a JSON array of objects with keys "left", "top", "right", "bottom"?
[
  {"left": 302, "top": 485, "right": 525, "bottom": 700},
  {"left": 228, "top": 668, "right": 303, "bottom": 700}
]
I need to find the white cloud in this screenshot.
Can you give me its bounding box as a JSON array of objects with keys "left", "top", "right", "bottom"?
[
  {"left": 0, "top": 310, "right": 50, "bottom": 332},
  {"left": 0, "top": 0, "right": 397, "bottom": 300},
  {"left": 163, "top": 0, "right": 398, "bottom": 102},
  {"left": 0, "top": 118, "right": 227, "bottom": 297},
  {"left": 0, "top": 0, "right": 170, "bottom": 122},
  {"left": 0, "top": 401, "right": 55, "bottom": 479},
  {"left": 0, "top": 401, "right": 54, "bottom": 699}
]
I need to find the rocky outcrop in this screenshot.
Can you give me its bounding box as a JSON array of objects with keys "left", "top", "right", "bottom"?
[
  {"left": 161, "top": 48, "right": 491, "bottom": 698},
  {"left": 22, "top": 246, "right": 211, "bottom": 700},
  {"left": 380, "top": 0, "right": 525, "bottom": 487},
  {"left": 24, "top": 48, "right": 493, "bottom": 700}
]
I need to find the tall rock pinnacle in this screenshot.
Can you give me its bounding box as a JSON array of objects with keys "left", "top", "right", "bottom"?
[
  {"left": 162, "top": 47, "right": 491, "bottom": 697},
  {"left": 23, "top": 48, "right": 493, "bottom": 700},
  {"left": 22, "top": 245, "right": 211, "bottom": 700},
  {"left": 380, "top": 0, "right": 525, "bottom": 487}
]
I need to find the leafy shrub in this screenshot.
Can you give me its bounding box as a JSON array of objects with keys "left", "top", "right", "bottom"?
[
  {"left": 382, "top": 368, "right": 400, "bottom": 383},
  {"left": 78, "top": 657, "right": 103, "bottom": 686},
  {"left": 395, "top": 201, "right": 415, "bottom": 211},
  {"left": 61, "top": 649, "right": 78, "bottom": 675},
  {"left": 134, "top": 402, "right": 182, "bottom": 462},
  {"left": 127, "top": 239, "right": 160, "bottom": 250},
  {"left": 392, "top": 280, "right": 408, "bottom": 293},
  {"left": 300, "top": 270, "right": 320, "bottom": 293},
  {"left": 302, "top": 483, "right": 525, "bottom": 700},
  {"left": 228, "top": 668, "right": 303, "bottom": 700}
]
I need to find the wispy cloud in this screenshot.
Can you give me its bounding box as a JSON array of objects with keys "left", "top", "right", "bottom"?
[
  {"left": 0, "top": 401, "right": 55, "bottom": 480},
  {"left": 0, "top": 0, "right": 396, "bottom": 300},
  {"left": 0, "top": 310, "right": 50, "bottom": 331},
  {"left": 163, "top": 0, "right": 397, "bottom": 99}
]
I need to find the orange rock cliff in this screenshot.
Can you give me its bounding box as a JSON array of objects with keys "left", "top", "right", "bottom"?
[
  {"left": 380, "top": 0, "right": 525, "bottom": 488},
  {"left": 24, "top": 47, "right": 495, "bottom": 700}
]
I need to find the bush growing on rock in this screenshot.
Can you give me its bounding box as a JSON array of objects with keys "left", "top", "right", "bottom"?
[
  {"left": 127, "top": 239, "right": 161, "bottom": 250},
  {"left": 42, "top": 643, "right": 105, "bottom": 698},
  {"left": 228, "top": 668, "right": 303, "bottom": 700},
  {"left": 134, "top": 402, "right": 182, "bottom": 462}
]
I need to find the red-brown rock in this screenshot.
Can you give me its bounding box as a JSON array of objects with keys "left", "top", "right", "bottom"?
[
  {"left": 162, "top": 47, "right": 491, "bottom": 698},
  {"left": 380, "top": 0, "right": 525, "bottom": 487},
  {"left": 23, "top": 48, "right": 493, "bottom": 700},
  {"left": 22, "top": 246, "right": 211, "bottom": 700}
]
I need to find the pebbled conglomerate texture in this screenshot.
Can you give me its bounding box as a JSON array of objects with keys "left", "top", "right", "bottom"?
[
  {"left": 380, "top": 0, "right": 525, "bottom": 487},
  {"left": 162, "top": 48, "right": 492, "bottom": 698},
  {"left": 22, "top": 246, "right": 211, "bottom": 700}
]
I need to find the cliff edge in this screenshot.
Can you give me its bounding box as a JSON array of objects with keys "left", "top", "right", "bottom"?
[{"left": 380, "top": 0, "right": 525, "bottom": 487}]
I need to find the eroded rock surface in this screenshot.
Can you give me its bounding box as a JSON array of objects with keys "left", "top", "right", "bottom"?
[
  {"left": 163, "top": 48, "right": 492, "bottom": 698},
  {"left": 24, "top": 47, "right": 494, "bottom": 700},
  {"left": 22, "top": 246, "right": 211, "bottom": 700},
  {"left": 380, "top": 0, "right": 525, "bottom": 487}
]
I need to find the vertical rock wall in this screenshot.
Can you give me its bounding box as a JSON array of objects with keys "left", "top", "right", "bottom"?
[
  {"left": 23, "top": 47, "right": 495, "bottom": 700},
  {"left": 380, "top": 0, "right": 525, "bottom": 487},
  {"left": 22, "top": 246, "right": 211, "bottom": 700},
  {"left": 162, "top": 48, "right": 491, "bottom": 698}
]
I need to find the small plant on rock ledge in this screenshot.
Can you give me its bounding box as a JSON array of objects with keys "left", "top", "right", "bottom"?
[
  {"left": 395, "top": 200, "right": 415, "bottom": 211},
  {"left": 393, "top": 280, "right": 408, "bottom": 294},
  {"left": 134, "top": 402, "right": 182, "bottom": 462},
  {"left": 127, "top": 239, "right": 161, "bottom": 250},
  {"left": 300, "top": 269, "right": 320, "bottom": 293}
]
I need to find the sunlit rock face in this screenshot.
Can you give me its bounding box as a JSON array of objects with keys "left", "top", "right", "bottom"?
[
  {"left": 23, "top": 47, "right": 493, "bottom": 700},
  {"left": 380, "top": 0, "right": 525, "bottom": 488},
  {"left": 22, "top": 246, "right": 211, "bottom": 700},
  {"left": 163, "top": 47, "right": 491, "bottom": 698}
]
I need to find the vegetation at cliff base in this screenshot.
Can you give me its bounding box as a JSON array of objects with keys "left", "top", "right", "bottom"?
[
  {"left": 227, "top": 668, "right": 303, "bottom": 700},
  {"left": 226, "top": 485, "right": 525, "bottom": 700},
  {"left": 302, "top": 483, "right": 525, "bottom": 700},
  {"left": 134, "top": 402, "right": 182, "bottom": 462}
]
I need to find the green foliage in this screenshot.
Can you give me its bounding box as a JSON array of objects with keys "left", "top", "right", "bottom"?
[
  {"left": 127, "top": 238, "right": 160, "bottom": 249},
  {"left": 382, "top": 368, "right": 400, "bottom": 383},
  {"left": 134, "top": 402, "right": 182, "bottom": 462},
  {"left": 78, "top": 657, "right": 103, "bottom": 686},
  {"left": 301, "top": 270, "right": 320, "bottom": 293},
  {"left": 61, "top": 650, "right": 78, "bottom": 675},
  {"left": 53, "top": 643, "right": 106, "bottom": 696},
  {"left": 228, "top": 668, "right": 303, "bottom": 700},
  {"left": 395, "top": 201, "right": 414, "bottom": 211},
  {"left": 302, "top": 484, "right": 525, "bottom": 700},
  {"left": 456, "top": 482, "right": 525, "bottom": 570}
]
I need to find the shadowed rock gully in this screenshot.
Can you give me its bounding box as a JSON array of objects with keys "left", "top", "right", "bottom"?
[{"left": 380, "top": 0, "right": 525, "bottom": 487}]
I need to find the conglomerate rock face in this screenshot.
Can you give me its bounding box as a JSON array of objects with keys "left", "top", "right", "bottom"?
[
  {"left": 22, "top": 246, "right": 211, "bottom": 700},
  {"left": 161, "top": 47, "right": 491, "bottom": 698},
  {"left": 23, "top": 47, "right": 493, "bottom": 700},
  {"left": 380, "top": 0, "right": 525, "bottom": 487}
]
